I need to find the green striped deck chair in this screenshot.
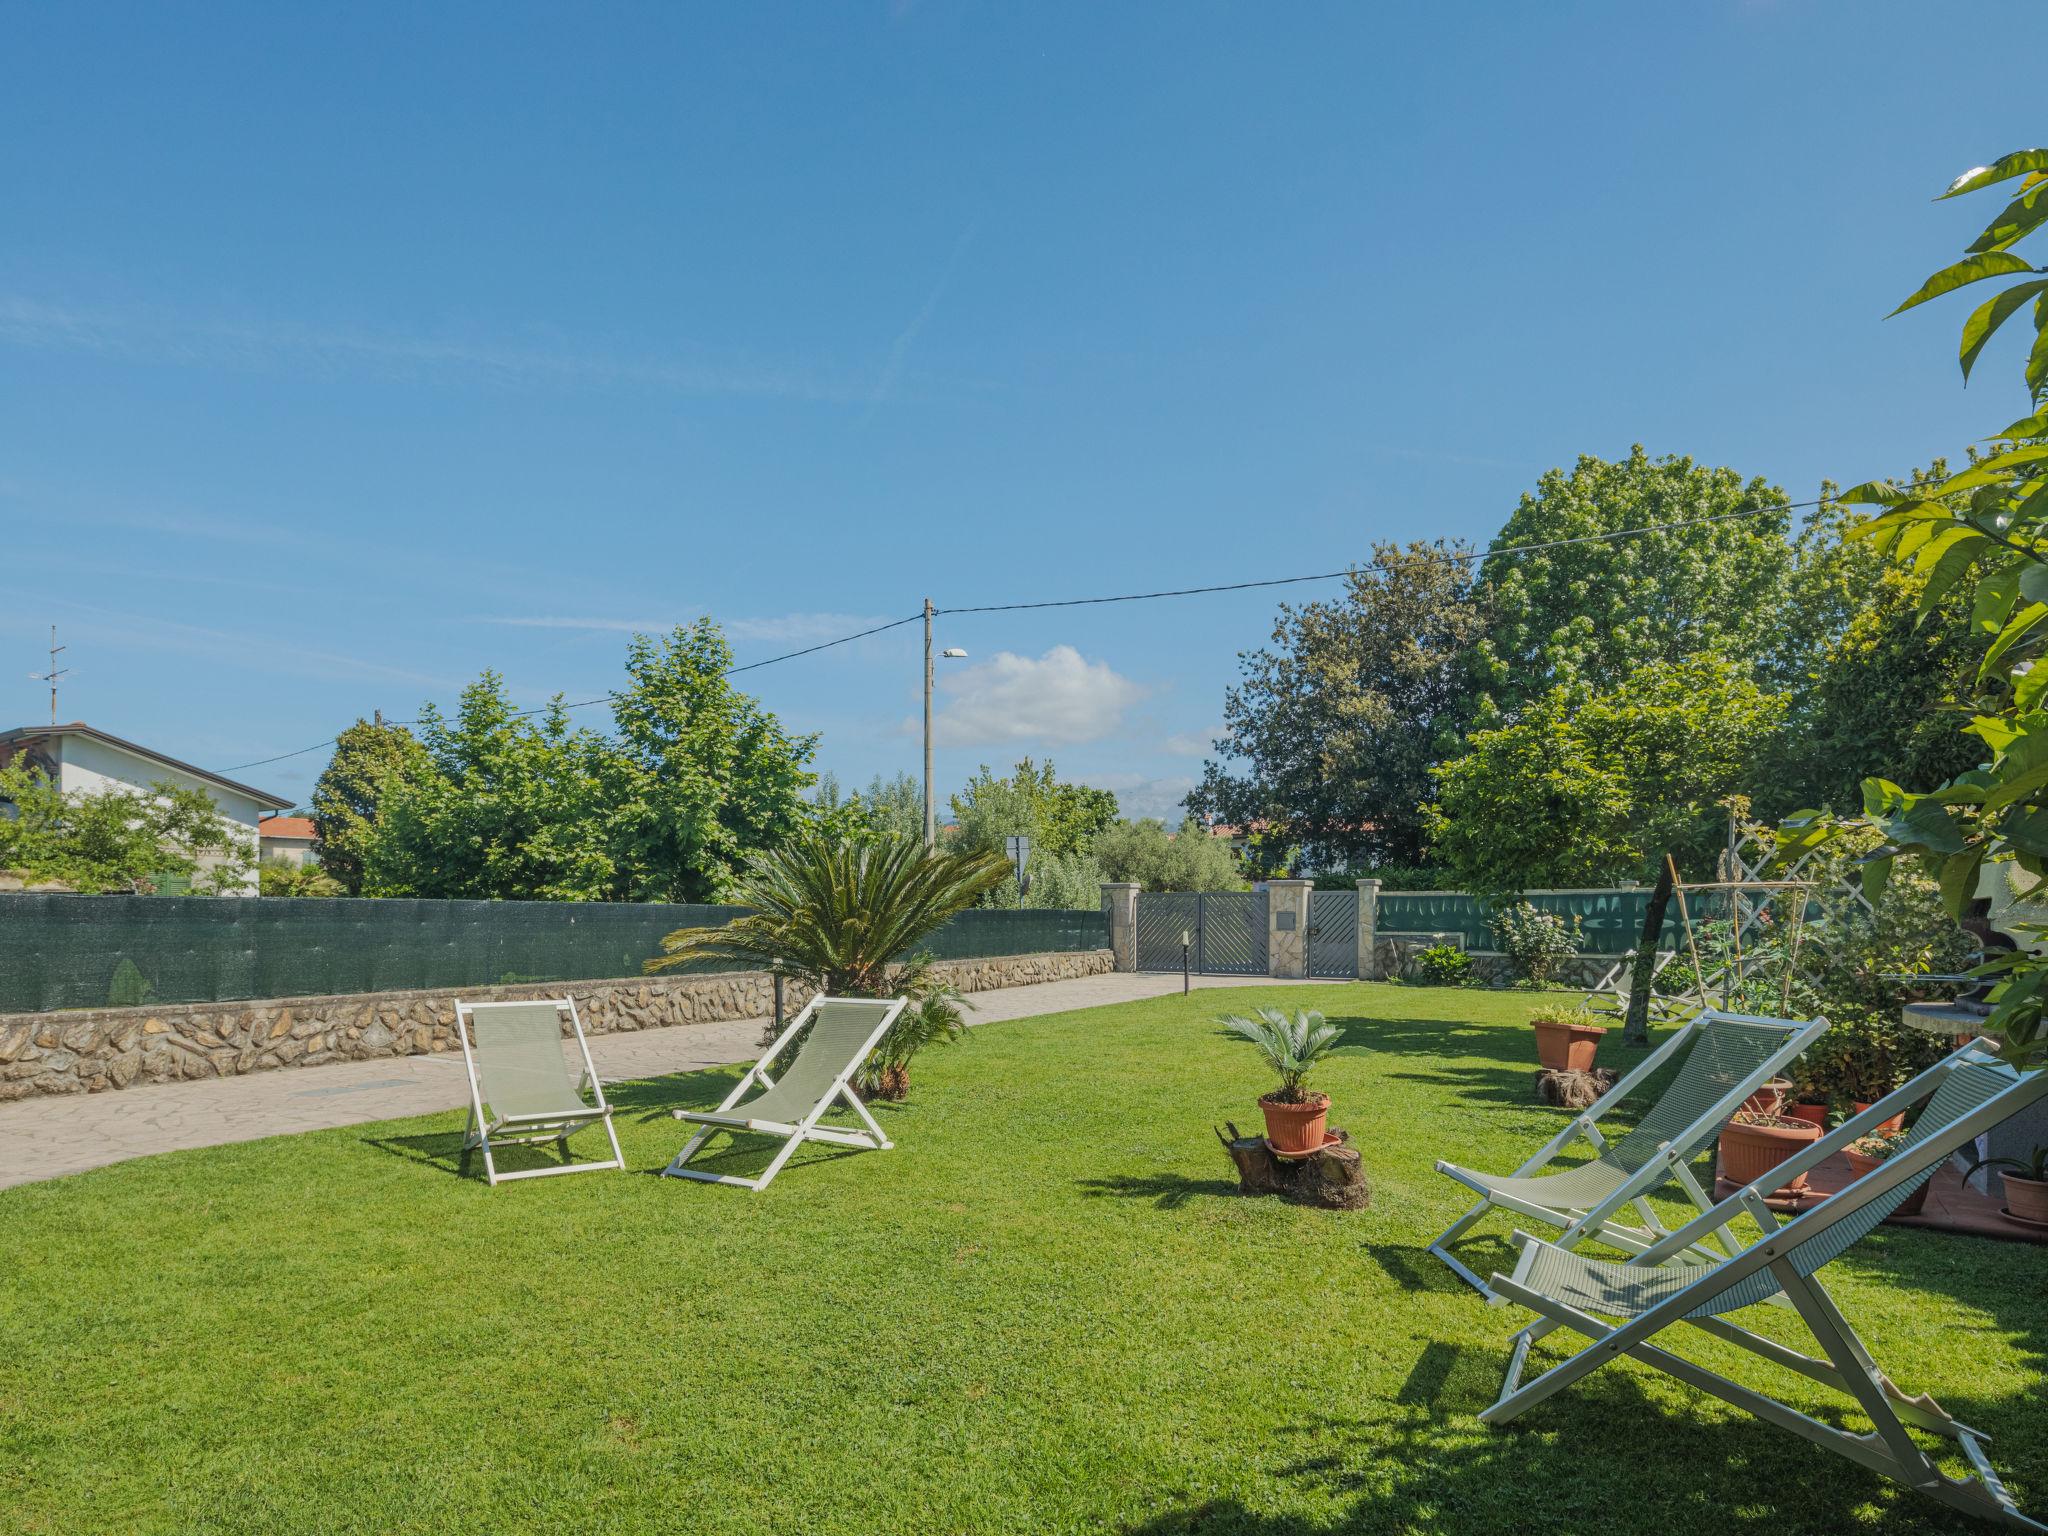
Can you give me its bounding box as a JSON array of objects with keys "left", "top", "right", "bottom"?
[
  {"left": 455, "top": 999, "right": 624, "bottom": 1187},
  {"left": 662, "top": 995, "right": 907, "bottom": 1192},
  {"left": 1482, "top": 1040, "right": 2046, "bottom": 1532},
  {"left": 1431, "top": 1009, "right": 1830, "bottom": 1293}
]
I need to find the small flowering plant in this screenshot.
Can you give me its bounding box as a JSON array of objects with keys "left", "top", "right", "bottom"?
[{"left": 1846, "top": 1129, "right": 1911, "bottom": 1162}]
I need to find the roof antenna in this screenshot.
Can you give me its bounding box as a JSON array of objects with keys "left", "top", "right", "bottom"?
[{"left": 30, "top": 625, "right": 70, "bottom": 726}]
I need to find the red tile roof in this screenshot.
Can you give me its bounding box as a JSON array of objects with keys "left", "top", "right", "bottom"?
[{"left": 259, "top": 816, "right": 317, "bottom": 841}]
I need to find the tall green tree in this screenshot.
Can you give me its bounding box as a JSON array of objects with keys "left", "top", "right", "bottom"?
[
  {"left": 1758, "top": 489, "right": 1982, "bottom": 818},
  {"left": 603, "top": 622, "right": 820, "bottom": 902},
  {"left": 310, "top": 714, "right": 427, "bottom": 894},
  {"left": 1093, "top": 816, "right": 1246, "bottom": 892},
  {"left": 1471, "top": 448, "right": 1797, "bottom": 719},
  {"left": 1189, "top": 541, "right": 1487, "bottom": 871},
  {"left": 948, "top": 759, "right": 1118, "bottom": 860},
  {"left": 364, "top": 677, "right": 615, "bottom": 900},
  {"left": 1427, "top": 654, "right": 1788, "bottom": 896},
  {"left": 354, "top": 623, "right": 819, "bottom": 903},
  {"left": 1787, "top": 146, "right": 2048, "bottom": 1066}
]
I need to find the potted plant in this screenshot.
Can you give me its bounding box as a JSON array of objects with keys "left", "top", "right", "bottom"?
[
  {"left": 1962, "top": 1145, "right": 2048, "bottom": 1228},
  {"left": 1222, "top": 1007, "right": 1341, "bottom": 1156},
  {"left": 1741, "top": 1078, "right": 1792, "bottom": 1116},
  {"left": 1718, "top": 1108, "right": 1823, "bottom": 1194},
  {"left": 1844, "top": 1130, "right": 1929, "bottom": 1219},
  {"left": 1783, "top": 1062, "right": 1830, "bottom": 1128},
  {"left": 1527, "top": 1005, "right": 1606, "bottom": 1074}
]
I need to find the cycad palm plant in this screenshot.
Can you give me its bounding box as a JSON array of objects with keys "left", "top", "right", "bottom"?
[
  {"left": 650, "top": 830, "right": 1011, "bottom": 1097},
  {"left": 1220, "top": 1007, "right": 1341, "bottom": 1105}
]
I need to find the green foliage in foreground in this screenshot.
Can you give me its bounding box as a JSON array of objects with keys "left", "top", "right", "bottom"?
[
  {"left": 0, "top": 760, "right": 252, "bottom": 894},
  {"left": 1788, "top": 146, "right": 2048, "bottom": 1067},
  {"left": 2, "top": 985, "right": 2038, "bottom": 1536}
]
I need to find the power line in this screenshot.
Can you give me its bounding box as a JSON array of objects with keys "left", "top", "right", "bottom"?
[
  {"left": 939, "top": 500, "right": 1825, "bottom": 615},
  {"left": 211, "top": 497, "right": 1823, "bottom": 778},
  {"left": 217, "top": 613, "right": 926, "bottom": 773}
]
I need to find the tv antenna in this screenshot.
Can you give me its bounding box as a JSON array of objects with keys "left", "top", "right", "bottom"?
[{"left": 31, "top": 625, "right": 70, "bottom": 726}]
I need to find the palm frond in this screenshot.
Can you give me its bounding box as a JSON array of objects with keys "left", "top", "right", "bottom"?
[
  {"left": 1219, "top": 1007, "right": 1340, "bottom": 1100},
  {"left": 647, "top": 829, "right": 1010, "bottom": 997}
]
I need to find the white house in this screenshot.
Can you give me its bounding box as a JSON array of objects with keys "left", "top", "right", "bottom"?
[
  {"left": 257, "top": 814, "right": 320, "bottom": 867},
  {"left": 0, "top": 722, "right": 292, "bottom": 895}
]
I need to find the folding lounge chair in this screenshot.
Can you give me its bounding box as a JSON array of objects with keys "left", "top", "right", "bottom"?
[
  {"left": 454, "top": 999, "right": 624, "bottom": 1186},
  {"left": 662, "top": 995, "right": 906, "bottom": 1192},
  {"left": 1430, "top": 1009, "right": 1830, "bottom": 1293},
  {"left": 1482, "top": 1040, "right": 2047, "bottom": 1532}
]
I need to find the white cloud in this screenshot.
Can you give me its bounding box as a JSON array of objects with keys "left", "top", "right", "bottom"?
[
  {"left": 931, "top": 645, "right": 1145, "bottom": 748},
  {"left": 1086, "top": 772, "right": 1196, "bottom": 822},
  {"left": 1163, "top": 725, "right": 1224, "bottom": 757}
]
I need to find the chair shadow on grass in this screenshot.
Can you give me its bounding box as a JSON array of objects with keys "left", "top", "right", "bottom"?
[
  {"left": 1116, "top": 1356, "right": 1968, "bottom": 1536},
  {"left": 1360, "top": 1241, "right": 1485, "bottom": 1297},
  {"left": 360, "top": 1127, "right": 606, "bottom": 1183},
  {"left": 1075, "top": 1172, "right": 1242, "bottom": 1209}
]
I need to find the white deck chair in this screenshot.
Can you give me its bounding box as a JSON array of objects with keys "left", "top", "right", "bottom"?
[
  {"left": 454, "top": 999, "right": 624, "bottom": 1187},
  {"left": 1481, "top": 1040, "right": 2047, "bottom": 1532},
  {"left": 1430, "top": 1009, "right": 1830, "bottom": 1293},
  {"left": 662, "top": 995, "right": 907, "bottom": 1192}
]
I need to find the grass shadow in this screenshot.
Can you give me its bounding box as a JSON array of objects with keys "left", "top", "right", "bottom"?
[
  {"left": 1359, "top": 1241, "right": 1472, "bottom": 1297},
  {"left": 360, "top": 1127, "right": 603, "bottom": 1183},
  {"left": 1121, "top": 1364, "right": 1951, "bottom": 1536},
  {"left": 1076, "top": 1172, "right": 1242, "bottom": 1209}
]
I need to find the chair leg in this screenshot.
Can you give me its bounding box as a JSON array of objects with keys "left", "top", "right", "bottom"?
[
  {"left": 1427, "top": 1200, "right": 1497, "bottom": 1295},
  {"left": 742, "top": 1133, "right": 808, "bottom": 1192},
  {"left": 840, "top": 1084, "right": 893, "bottom": 1149},
  {"left": 662, "top": 1126, "right": 717, "bottom": 1179}
]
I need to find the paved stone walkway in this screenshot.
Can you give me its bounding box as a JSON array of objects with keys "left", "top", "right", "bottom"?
[{"left": 0, "top": 971, "right": 1305, "bottom": 1190}]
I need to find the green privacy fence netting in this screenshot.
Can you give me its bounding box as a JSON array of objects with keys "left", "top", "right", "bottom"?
[
  {"left": 0, "top": 896, "right": 1111, "bottom": 1015},
  {"left": 1376, "top": 888, "right": 1655, "bottom": 956}
]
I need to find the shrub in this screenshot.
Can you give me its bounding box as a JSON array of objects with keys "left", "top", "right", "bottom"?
[
  {"left": 1490, "top": 902, "right": 1580, "bottom": 985},
  {"left": 1526, "top": 1004, "right": 1606, "bottom": 1031},
  {"left": 1415, "top": 944, "right": 1472, "bottom": 986}
]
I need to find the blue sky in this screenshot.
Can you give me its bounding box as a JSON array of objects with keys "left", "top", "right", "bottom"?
[{"left": 0, "top": 3, "right": 2038, "bottom": 817}]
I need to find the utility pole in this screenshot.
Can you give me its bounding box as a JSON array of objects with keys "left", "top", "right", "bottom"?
[
  {"left": 32, "top": 625, "right": 70, "bottom": 726},
  {"left": 922, "top": 598, "right": 936, "bottom": 850}
]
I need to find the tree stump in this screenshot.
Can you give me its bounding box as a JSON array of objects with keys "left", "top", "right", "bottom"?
[
  {"left": 1534, "top": 1067, "right": 1617, "bottom": 1110},
  {"left": 1215, "top": 1123, "right": 1371, "bottom": 1210}
]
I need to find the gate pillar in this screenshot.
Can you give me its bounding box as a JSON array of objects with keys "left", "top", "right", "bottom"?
[
  {"left": 1266, "top": 879, "right": 1313, "bottom": 979},
  {"left": 1357, "top": 878, "right": 1382, "bottom": 980},
  {"left": 1101, "top": 883, "right": 1139, "bottom": 972}
]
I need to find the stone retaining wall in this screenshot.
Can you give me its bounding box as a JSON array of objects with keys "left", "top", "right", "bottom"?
[{"left": 0, "top": 948, "right": 1115, "bottom": 1100}]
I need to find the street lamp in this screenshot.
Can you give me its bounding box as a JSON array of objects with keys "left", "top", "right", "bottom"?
[{"left": 922, "top": 598, "right": 968, "bottom": 850}]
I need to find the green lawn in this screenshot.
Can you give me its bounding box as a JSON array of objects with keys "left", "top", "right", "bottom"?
[{"left": 2, "top": 984, "right": 2041, "bottom": 1535}]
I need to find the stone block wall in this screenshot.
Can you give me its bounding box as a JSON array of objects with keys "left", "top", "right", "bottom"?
[{"left": 0, "top": 948, "right": 1115, "bottom": 1100}]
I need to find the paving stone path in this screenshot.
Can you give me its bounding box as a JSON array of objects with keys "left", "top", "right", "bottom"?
[{"left": 0, "top": 971, "right": 1304, "bottom": 1190}]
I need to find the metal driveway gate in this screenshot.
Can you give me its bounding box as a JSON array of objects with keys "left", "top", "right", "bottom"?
[
  {"left": 1307, "top": 888, "right": 1358, "bottom": 977},
  {"left": 1136, "top": 892, "right": 1202, "bottom": 972},
  {"left": 1198, "top": 891, "right": 1269, "bottom": 974},
  {"left": 1136, "top": 890, "right": 1269, "bottom": 975}
]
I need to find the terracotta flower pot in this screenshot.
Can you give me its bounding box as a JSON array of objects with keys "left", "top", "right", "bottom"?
[
  {"left": 1741, "top": 1078, "right": 1792, "bottom": 1116},
  {"left": 1852, "top": 1101, "right": 1906, "bottom": 1136},
  {"left": 1259, "top": 1093, "right": 1331, "bottom": 1156},
  {"left": 1532, "top": 1018, "right": 1606, "bottom": 1073},
  {"left": 1845, "top": 1149, "right": 1928, "bottom": 1218},
  {"left": 1718, "top": 1115, "right": 1822, "bottom": 1194},
  {"left": 2004, "top": 1174, "right": 2048, "bottom": 1227},
  {"left": 1787, "top": 1100, "right": 1829, "bottom": 1129}
]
